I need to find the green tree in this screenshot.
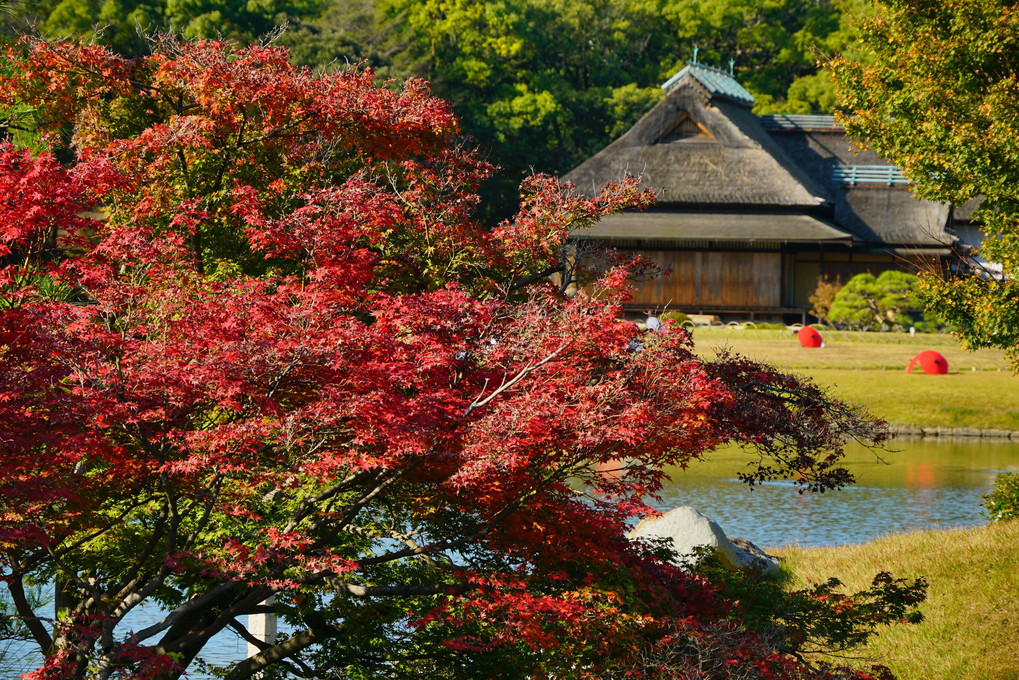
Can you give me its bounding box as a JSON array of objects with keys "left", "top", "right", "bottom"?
[
  {"left": 829, "top": 272, "right": 881, "bottom": 330},
  {"left": 274, "top": 0, "right": 403, "bottom": 74},
  {"left": 663, "top": 0, "right": 852, "bottom": 114},
  {"left": 25, "top": 0, "right": 320, "bottom": 55},
  {"left": 378, "top": 0, "right": 677, "bottom": 218},
  {"left": 828, "top": 0, "right": 1019, "bottom": 365},
  {"left": 828, "top": 271, "right": 937, "bottom": 331}
]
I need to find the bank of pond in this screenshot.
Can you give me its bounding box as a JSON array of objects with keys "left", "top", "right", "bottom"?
[
  {"left": 779, "top": 515, "right": 1019, "bottom": 680},
  {"left": 662, "top": 437, "right": 1019, "bottom": 680}
]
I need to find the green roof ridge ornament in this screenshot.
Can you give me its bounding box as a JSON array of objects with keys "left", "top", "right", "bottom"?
[
  {"left": 728, "top": 58, "right": 735, "bottom": 76},
  {"left": 692, "top": 45, "right": 699, "bottom": 64}
]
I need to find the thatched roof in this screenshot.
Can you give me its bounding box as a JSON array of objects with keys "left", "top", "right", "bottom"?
[
  {"left": 766, "top": 121, "right": 953, "bottom": 247},
  {"left": 565, "top": 63, "right": 957, "bottom": 250},
  {"left": 834, "top": 188, "right": 950, "bottom": 247},
  {"left": 953, "top": 196, "right": 982, "bottom": 222},
  {"left": 564, "top": 65, "right": 831, "bottom": 209}
]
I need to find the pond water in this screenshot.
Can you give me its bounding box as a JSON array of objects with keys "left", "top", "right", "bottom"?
[
  {"left": 6, "top": 438, "right": 1018, "bottom": 678},
  {"left": 654, "top": 437, "right": 1019, "bottom": 548}
]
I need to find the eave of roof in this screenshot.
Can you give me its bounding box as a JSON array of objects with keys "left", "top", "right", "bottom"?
[{"left": 574, "top": 210, "right": 854, "bottom": 244}]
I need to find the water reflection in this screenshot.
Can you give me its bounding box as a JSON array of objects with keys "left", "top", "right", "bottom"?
[{"left": 654, "top": 438, "right": 1019, "bottom": 548}]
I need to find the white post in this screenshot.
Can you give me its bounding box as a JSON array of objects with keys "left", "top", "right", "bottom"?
[{"left": 247, "top": 597, "right": 277, "bottom": 660}]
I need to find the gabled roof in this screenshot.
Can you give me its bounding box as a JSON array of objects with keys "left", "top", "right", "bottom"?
[
  {"left": 661, "top": 62, "right": 756, "bottom": 107},
  {"left": 564, "top": 67, "right": 955, "bottom": 250},
  {"left": 564, "top": 73, "right": 830, "bottom": 209}
]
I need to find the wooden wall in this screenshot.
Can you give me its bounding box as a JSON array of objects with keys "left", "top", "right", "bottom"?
[{"left": 625, "top": 250, "right": 783, "bottom": 309}]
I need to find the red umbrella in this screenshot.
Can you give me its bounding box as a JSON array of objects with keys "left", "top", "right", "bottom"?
[
  {"left": 907, "top": 350, "right": 948, "bottom": 375},
  {"left": 797, "top": 325, "right": 824, "bottom": 348}
]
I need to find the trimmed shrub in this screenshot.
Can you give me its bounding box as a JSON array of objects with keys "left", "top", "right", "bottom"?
[
  {"left": 983, "top": 472, "right": 1019, "bottom": 522},
  {"left": 829, "top": 273, "right": 881, "bottom": 330},
  {"left": 828, "top": 270, "right": 949, "bottom": 331}
]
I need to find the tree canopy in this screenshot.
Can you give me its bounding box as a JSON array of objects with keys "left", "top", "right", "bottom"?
[
  {"left": 15, "top": 0, "right": 320, "bottom": 55},
  {"left": 827, "top": 271, "right": 945, "bottom": 332},
  {"left": 0, "top": 37, "right": 924, "bottom": 680},
  {"left": 377, "top": 0, "right": 859, "bottom": 217},
  {"left": 13, "top": 0, "right": 859, "bottom": 219},
  {"left": 828, "top": 0, "right": 1019, "bottom": 369}
]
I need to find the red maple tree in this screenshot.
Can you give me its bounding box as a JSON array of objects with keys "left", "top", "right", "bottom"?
[{"left": 0, "top": 37, "right": 916, "bottom": 680}]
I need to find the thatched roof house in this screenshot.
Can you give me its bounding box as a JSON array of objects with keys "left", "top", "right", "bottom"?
[{"left": 564, "top": 61, "right": 956, "bottom": 322}]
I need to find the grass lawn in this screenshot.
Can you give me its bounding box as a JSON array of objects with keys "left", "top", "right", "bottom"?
[
  {"left": 777, "top": 520, "right": 1019, "bottom": 680},
  {"left": 690, "top": 328, "right": 1019, "bottom": 431},
  {"left": 688, "top": 328, "right": 1019, "bottom": 679}
]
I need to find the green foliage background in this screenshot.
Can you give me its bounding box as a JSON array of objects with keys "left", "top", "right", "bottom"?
[{"left": 7, "top": 0, "right": 864, "bottom": 219}]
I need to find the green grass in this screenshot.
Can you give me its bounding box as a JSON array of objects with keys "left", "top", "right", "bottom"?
[
  {"left": 690, "top": 328, "right": 1019, "bottom": 430},
  {"left": 777, "top": 521, "right": 1019, "bottom": 680}
]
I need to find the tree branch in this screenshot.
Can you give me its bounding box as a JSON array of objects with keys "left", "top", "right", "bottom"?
[
  {"left": 221, "top": 616, "right": 343, "bottom": 680},
  {"left": 128, "top": 581, "right": 241, "bottom": 644},
  {"left": 6, "top": 576, "right": 53, "bottom": 651},
  {"left": 464, "top": 344, "right": 567, "bottom": 416},
  {"left": 507, "top": 262, "right": 565, "bottom": 292},
  {"left": 324, "top": 578, "right": 469, "bottom": 598}
]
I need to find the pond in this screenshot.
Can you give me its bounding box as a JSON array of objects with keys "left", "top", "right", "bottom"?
[{"left": 654, "top": 437, "right": 1019, "bottom": 548}]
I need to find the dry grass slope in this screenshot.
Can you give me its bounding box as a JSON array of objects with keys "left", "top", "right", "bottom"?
[{"left": 778, "top": 521, "right": 1019, "bottom": 680}]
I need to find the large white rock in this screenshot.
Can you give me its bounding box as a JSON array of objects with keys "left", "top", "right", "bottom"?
[{"left": 628, "top": 506, "right": 779, "bottom": 575}]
